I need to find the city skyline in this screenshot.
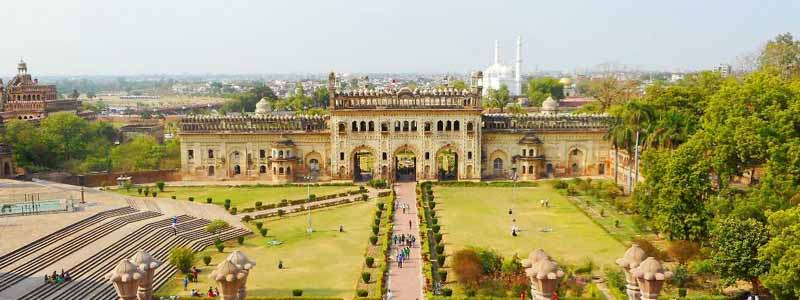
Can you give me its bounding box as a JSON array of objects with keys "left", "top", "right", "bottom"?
[{"left": 2, "top": 0, "right": 799, "bottom": 75}]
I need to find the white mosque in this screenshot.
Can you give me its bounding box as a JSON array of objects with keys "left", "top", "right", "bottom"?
[{"left": 483, "top": 36, "right": 523, "bottom": 97}]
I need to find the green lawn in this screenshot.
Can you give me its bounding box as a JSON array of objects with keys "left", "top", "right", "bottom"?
[
  {"left": 115, "top": 185, "right": 354, "bottom": 209},
  {"left": 434, "top": 184, "right": 626, "bottom": 268},
  {"left": 156, "top": 200, "right": 376, "bottom": 298}
]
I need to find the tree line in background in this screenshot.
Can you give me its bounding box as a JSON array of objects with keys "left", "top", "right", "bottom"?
[
  {"left": 0, "top": 113, "right": 179, "bottom": 174},
  {"left": 604, "top": 33, "right": 800, "bottom": 298},
  {"left": 219, "top": 82, "right": 329, "bottom": 115}
]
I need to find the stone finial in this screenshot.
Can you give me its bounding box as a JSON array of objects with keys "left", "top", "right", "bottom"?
[
  {"left": 522, "top": 248, "right": 550, "bottom": 268},
  {"left": 616, "top": 243, "right": 647, "bottom": 300},
  {"left": 227, "top": 250, "right": 256, "bottom": 300},
  {"left": 210, "top": 260, "right": 248, "bottom": 300},
  {"left": 106, "top": 259, "right": 144, "bottom": 300},
  {"left": 130, "top": 250, "right": 161, "bottom": 300},
  {"left": 525, "top": 257, "right": 564, "bottom": 300},
  {"left": 631, "top": 257, "right": 673, "bottom": 300}
]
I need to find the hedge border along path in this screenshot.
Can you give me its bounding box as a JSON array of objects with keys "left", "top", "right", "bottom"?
[
  {"left": 354, "top": 190, "right": 395, "bottom": 298},
  {"left": 417, "top": 181, "right": 441, "bottom": 297}
]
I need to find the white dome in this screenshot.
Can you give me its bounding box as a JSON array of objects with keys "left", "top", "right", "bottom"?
[
  {"left": 485, "top": 63, "right": 514, "bottom": 78},
  {"left": 541, "top": 96, "right": 559, "bottom": 114},
  {"left": 255, "top": 98, "right": 271, "bottom": 115}
]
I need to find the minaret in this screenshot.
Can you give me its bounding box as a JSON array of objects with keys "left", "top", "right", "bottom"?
[
  {"left": 17, "top": 59, "right": 27, "bottom": 75},
  {"left": 494, "top": 40, "right": 500, "bottom": 64},
  {"left": 515, "top": 36, "right": 522, "bottom": 95}
]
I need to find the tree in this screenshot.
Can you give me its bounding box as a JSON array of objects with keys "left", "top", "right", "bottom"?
[
  {"left": 759, "top": 207, "right": 800, "bottom": 300},
  {"left": 110, "top": 136, "right": 162, "bottom": 172},
  {"left": 587, "top": 76, "right": 638, "bottom": 110},
  {"left": 86, "top": 91, "right": 97, "bottom": 99},
  {"left": 710, "top": 217, "right": 770, "bottom": 292},
  {"left": 759, "top": 33, "right": 800, "bottom": 77},
  {"left": 526, "top": 77, "right": 564, "bottom": 107},
  {"left": 667, "top": 240, "right": 700, "bottom": 265},
  {"left": 169, "top": 247, "right": 195, "bottom": 273},
  {"left": 485, "top": 85, "right": 511, "bottom": 112},
  {"left": 451, "top": 80, "right": 468, "bottom": 90},
  {"left": 311, "top": 87, "right": 330, "bottom": 108},
  {"left": 205, "top": 219, "right": 229, "bottom": 237},
  {"left": 452, "top": 249, "right": 483, "bottom": 289},
  {"left": 40, "top": 113, "right": 90, "bottom": 162}
]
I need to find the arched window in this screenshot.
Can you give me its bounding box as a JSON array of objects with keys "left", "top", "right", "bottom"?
[
  {"left": 208, "top": 149, "right": 214, "bottom": 158},
  {"left": 381, "top": 122, "right": 389, "bottom": 132},
  {"left": 208, "top": 166, "right": 215, "bottom": 176},
  {"left": 437, "top": 121, "right": 443, "bottom": 131},
  {"left": 522, "top": 149, "right": 527, "bottom": 156},
  {"left": 522, "top": 166, "right": 526, "bottom": 174},
  {"left": 467, "top": 122, "right": 474, "bottom": 131},
  {"left": 467, "top": 151, "right": 473, "bottom": 160},
  {"left": 454, "top": 121, "right": 460, "bottom": 131},
  {"left": 278, "top": 150, "right": 284, "bottom": 158},
  {"left": 352, "top": 121, "right": 358, "bottom": 132},
  {"left": 528, "top": 165, "right": 534, "bottom": 174},
  {"left": 493, "top": 158, "right": 503, "bottom": 174},
  {"left": 446, "top": 121, "right": 452, "bottom": 131},
  {"left": 395, "top": 121, "right": 401, "bottom": 131},
  {"left": 338, "top": 122, "right": 346, "bottom": 132},
  {"left": 234, "top": 165, "right": 241, "bottom": 174},
  {"left": 309, "top": 159, "right": 320, "bottom": 171},
  {"left": 260, "top": 166, "right": 266, "bottom": 173},
  {"left": 360, "top": 121, "right": 367, "bottom": 132},
  {"left": 411, "top": 121, "right": 417, "bottom": 131},
  {"left": 286, "top": 167, "right": 291, "bottom": 175},
  {"left": 259, "top": 149, "right": 266, "bottom": 158},
  {"left": 368, "top": 121, "right": 375, "bottom": 131},
  {"left": 279, "top": 167, "right": 284, "bottom": 174},
  {"left": 424, "top": 122, "right": 431, "bottom": 132},
  {"left": 403, "top": 121, "right": 409, "bottom": 131}
]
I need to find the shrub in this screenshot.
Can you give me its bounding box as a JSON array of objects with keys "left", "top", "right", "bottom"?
[
  {"left": 237, "top": 236, "right": 245, "bottom": 245},
  {"left": 369, "top": 235, "right": 378, "bottom": 245},
  {"left": 206, "top": 197, "right": 213, "bottom": 203},
  {"left": 442, "top": 288, "right": 453, "bottom": 296},
  {"left": 372, "top": 225, "right": 379, "bottom": 235},
  {"left": 605, "top": 269, "right": 626, "bottom": 293},
  {"left": 356, "top": 289, "right": 368, "bottom": 297},
  {"left": 202, "top": 255, "right": 212, "bottom": 266},
  {"left": 360, "top": 186, "right": 367, "bottom": 193},
  {"left": 171, "top": 195, "right": 176, "bottom": 200},
  {"left": 553, "top": 180, "right": 568, "bottom": 189},
  {"left": 432, "top": 225, "right": 441, "bottom": 233},
  {"left": 437, "top": 255, "right": 446, "bottom": 267},
  {"left": 156, "top": 181, "right": 165, "bottom": 192},
  {"left": 434, "top": 233, "right": 443, "bottom": 243},
  {"left": 224, "top": 203, "right": 231, "bottom": 210},
  {"left": 361, "top": 272, "right": 371, "bottom": 283},
  {"left": 255, "top": 201, "right": 262, "bottom": 208},
  {"left": 188, "top": 197, "right": 194, "bottom": 202},
  {"left": 230, "top": 207, "right": 237, "bottom": 215},
  {"left": 216, "top": 244, "right": 225, "bottom": 253},
  {"left": 377, "top": 202, "right": 385, "bottom": 210},
  {"left": 259, "top": 228, "right": 268, "bottom": 237},
  {"left": 255, "top": 222, "right": 264, "bottom": 230},
  {"left": 667, "top": 240, "right": 700, "bottom": 265},
  {"left": 452, "top": 249, "right": 481, "bottom": 288},
  {"left": 678, "top": 288, "right": 687, "bottom": 298},
  {"left": 241, "top": 215, "right": 252, "bottom": 222},
  {"left": 465, "top": 290, "right": 477, "bottom": 297},
  {"left": 169, "top": 247, "right": 195, "bottom": 273},
  {"left": 672, "top": 264, "right": 690, "bottom": 288},
  {"left": 137, "top": 187, "right": 143, "bottom": 194},
  {"left": 429, "top": 202, "right": 436, "bottom": 209},
  {"left": 430, "top": 210, "right": 436, "bottom": 218},
  {"left": 364, "top": 256, "right": 376, "bottom": 268},
  {"left": 144, "top": 189, "right": 150, "bottom": 196},
  {"left": 575, "top": 257, "right": 596, "bottom": 274},
  {"left": 292, "top": 289, "right": 303, "bottom": 296},
  {"left": 367, "top": 179, "right": 387, "bottom": 189},
  {"left": 361, "top": 194, "right": 369, "bottom": 201},
  {"left": 224, "top": 199, "right": 231, "bottom": 205},
  {"left": 373, "top": 218, "right": 380, "bottom": 226},
  {"left": 309, "top": 194, "right": 316, "bottom": 202},
  {"left": 277, "top": 209, "right": 285, "bottom": 217},
  {"left": 152, "top": 192, "right": 157, "bottom": 198},
  {"left": 205, "top": 220, "right": 229, "bottom": 235},
  {"left": 436, "top": 244, "right": 444, "bottom": 255},
  {"left": 431, "top": 217, "right": 438, "bottom": 225},
  {"left": 438, "top": 270, "right": 448, "bottom": 282}
]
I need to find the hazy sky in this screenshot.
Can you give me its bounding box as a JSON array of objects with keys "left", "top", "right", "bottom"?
[{"left": 1, "top": 0, "right": 798, "bottom": 75}]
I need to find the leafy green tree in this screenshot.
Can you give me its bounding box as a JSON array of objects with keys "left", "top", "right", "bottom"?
[
  {"left": 451, "top": 80, "right": 468, "bottom": 90},
  {"left": 311, "top": 87, "right": 330, "bottom": 107},
  {"left": 710, "top": 217, "right": 770, "bottom": 292},
  {"left": 2, "top": 120, "right": 53, "bottom": 170},
  {"left": 205, "top": 219, "right": 229, "bottom": 237},
  {"left": 587, "top": 76, "right": 638, "bottom": 110},
  {"left": 169, "top": 247, "right": 195, "bottom": 273},
  {"left": 526, "top": 77, "right": 564, "bottom": 106},
  {"left": 759, "top": 207, "right": 800, "bottom": 300},
  {"left": 485, "top": 84, "right": 511, "bottom": 112},
  {"left": 40, "top": 113, "right": 89, "bottom": 162},
  {"left": 110, "top": 136, "right": 162, "bottom": 171},
  {"left": 759, "top": 33, "right": 800, "bottom": 77}
]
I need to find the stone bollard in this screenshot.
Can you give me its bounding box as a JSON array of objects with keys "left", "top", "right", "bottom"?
[
  {"left": 631, "top": 257, "right": 673, "bottom": 300},
  {"left": 210, "top": 260, "right": 247, "bottom": 300},
  {"left": 106, "top": 259, "right": 145, "bottom": 300},
  {"left": 130, "top": 250, "right": 161, "bottom": 300},
  {"left": 227, "top": 250, "right": 256, "bottom": 300},
  {"left": 616, "top": 243, "right": 647, "bottom": 300},
  {"left": 522, "top": 249, "right": 550, "bottom": 294},
  {"left": 525, "top": 256, "right": 564, "bottom": 300}
]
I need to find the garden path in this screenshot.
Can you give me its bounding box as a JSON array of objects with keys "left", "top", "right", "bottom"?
[{"left": 387, "top": 182, "right": 423, "bottom": 300}]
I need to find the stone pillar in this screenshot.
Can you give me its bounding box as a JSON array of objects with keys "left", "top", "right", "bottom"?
[
  {"left": 632, "top": 257, "right": 673, "bottom": 300},
  {"left": 522, "top": 249, "right": 550, "bottom": 295},
  {"left": 227, "top": 250, "right": 256, "bottom": 300},
  {"left": 525, "top": 255, "right": 564, "bottom": 300},
  {"left": 130, "top": 250, "right": 161, "bottom": 300},
  {"left": 106, "top": 259, "right": 145, "bottom": 300},
  {"left": 615, "top": 243, "right": 647, "bottom": 300},
  {"left": 210, "top": 260, "right": 247, "bottom": 300}
]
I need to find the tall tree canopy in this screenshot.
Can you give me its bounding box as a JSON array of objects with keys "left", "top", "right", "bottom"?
[{"left": 526, "top": 77, "right": 564, "bottom": 107}]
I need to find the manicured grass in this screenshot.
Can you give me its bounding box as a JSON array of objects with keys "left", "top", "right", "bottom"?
[
  {"left": 569, "top": 194, "right": 643, "bottom": 243},
  {"left": 156, "top": 200, "right": 377, "bottom": 298},
  {"left": 115, "top": 185, "right": 354, "bottom": 208},
  {"left": 434, "top": 184, "right": 625, "bottom": 268}
]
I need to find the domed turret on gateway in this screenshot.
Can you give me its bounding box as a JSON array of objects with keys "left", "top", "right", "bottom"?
[
  {"left": 541, "top": 96, "right": 559, "bottom": 114},
  {"left": 255, "top": 98, "right": 272, "bottom": 115}
]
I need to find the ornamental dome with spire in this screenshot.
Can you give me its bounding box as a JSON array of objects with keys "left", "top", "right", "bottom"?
[{"left": 255, "top": 98, "right": 271, "bottom": 115}]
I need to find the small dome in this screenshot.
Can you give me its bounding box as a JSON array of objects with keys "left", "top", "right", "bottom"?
[
  {"left": 541, "top": 96, "right": 559, "bottom": 114},
  {"left": 559, "top": 77, "right": 572, "bottom": 86},
  {"left": 485, "top": 63, "right": 514, "bottom": 78},
  {"left": 255, "top": 98, "right": 271, "bottom": 115}
]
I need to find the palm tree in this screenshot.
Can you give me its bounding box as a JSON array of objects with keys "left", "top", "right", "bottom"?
[{"left": 620, "top": 101, "right": 655, "bottom": 192}]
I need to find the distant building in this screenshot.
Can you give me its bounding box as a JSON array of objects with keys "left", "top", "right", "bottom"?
[
  {"left": 715, "top": 64, "right": 733, "bottom": 78},
  {"left": 483, "top": 37, "right": 522, "bottom": 96},
  {"left": 0, "top": 60, "right": 87, "bottom": 121}
]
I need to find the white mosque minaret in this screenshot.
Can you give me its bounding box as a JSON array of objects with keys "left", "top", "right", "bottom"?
[{"left": 483, "top": 36, "right": 523, "bottom": 97}]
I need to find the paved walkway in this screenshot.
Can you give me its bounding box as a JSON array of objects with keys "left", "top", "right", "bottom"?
[{"left": 387, "top": 182, "right": 423, "bottom": 300}]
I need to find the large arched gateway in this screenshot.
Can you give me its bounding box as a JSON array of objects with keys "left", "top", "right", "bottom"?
[
  {"left": 436, "top": 145, "right": 459, "bottom": 181},
  {"left": 352, "top": 146, "right": 376, "bottom": 182},
  {"left": 393, "top": 146, "right": 418, "bottom": 182}
]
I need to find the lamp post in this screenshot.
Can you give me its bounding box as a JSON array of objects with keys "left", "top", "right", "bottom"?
[
  {"left": 130, "top": 250, "right": 160, "bottom": 300},
  {"left": 616, "top": 243, "right": 647, "bottom": 300},
  {"left": 304, "top": 175, "right": 314, "bottom": 233},
  {"left": 209, "top": 260, "right": 247, "bottom": 300},
  {"left": 632, "top": 257, "right": 673, "bottom": 300},
  {"left": 525, "top": 255, "right": 564, "bottom": 300},
  {"left": 106, "top": 259, "right": 144, "bottom": 300},
  {"left": 228, "top": 250, "right": 256, "bottom": 300}
]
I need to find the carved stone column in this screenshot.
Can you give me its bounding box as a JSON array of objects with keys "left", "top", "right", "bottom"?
[
  {"left": 130, "top": 250, "right": 161, "bottom": 300},
  {"left": 210, "top": 260, "right": 247, "bottom": 300},
  {"left": 632, "top": 257, "right": 672, "bottom": 300},
  {"left": 525, "top": 256, "right": 564, "bottom": 300},
  {"left": 228, "top": 250, "right": 256, "bottom": 300},
  {"left": 616, "top": 243, "right": 647, "bottom": 300},
  {"left": 522, "top": 249, "right": 550, "bottom": 295},
  {"left": 106, "top": 259, "right": 145, "bottom": 300}
]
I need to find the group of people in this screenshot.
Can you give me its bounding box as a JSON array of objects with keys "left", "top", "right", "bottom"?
[
  {"left": 189, "top": 287, "right": 220, "bottom": 298},
  {"left": 539, "top": 199, "right": 551, "bottom": 208},
  {"left": 392, "top": 233, "right": 415, "bottom": 247},
  {"left": 395, "top": 202, "right": 412, "bottom": 214},
  {"left": 395, "top": 246, "right": 411, "bottom": 268},
  {"left": 44, "top": 269, "right": 71, "bottom": 284},
  {"left": 182, "top": 266, "right": 203, "bottom": 291}
]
